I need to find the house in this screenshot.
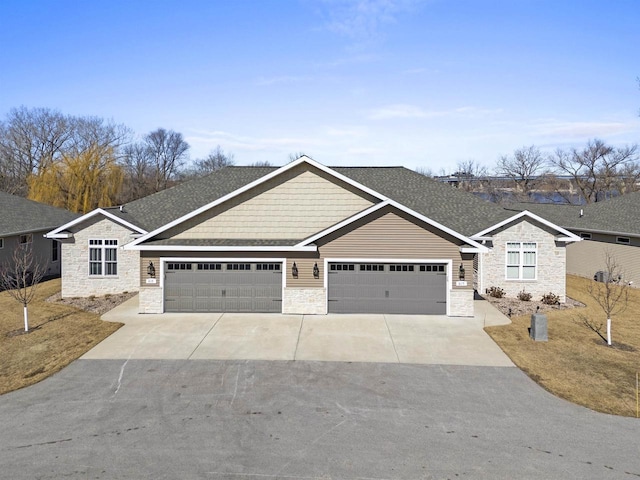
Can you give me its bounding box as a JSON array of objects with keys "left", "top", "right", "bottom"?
[
  {"left": 0, "top": 192, "right": 79, "bottom": 279},
  {"left": 508, "top": 192, "right": 640, "bottom": 285},
  {"left": 46, "top": 157, "right": 580, "bottom": 315}
]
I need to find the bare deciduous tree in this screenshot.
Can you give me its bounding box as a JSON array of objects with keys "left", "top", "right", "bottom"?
[
  {"left": 548, "top": 139, "right": 639, "bottom": 204},
  {"left": 583, "top": 251, "right": 629, "bottom": 346},
  {"left": 249, "top": 160, "right": 274, "bottom": 167},
  {"left": 0, "top": 107, "right": 73, "bottom": 195},
  {"left": 193, "top": 145, "right": 235, "bottom": 175},
  {"left": 0, "top": 242, "right": 46, "bottom": 332},
  {"left": 451, "top": 160, "right": 487, "bottom": 192},
  {"left": 143, "top": 128, "right": 190, "bottom": 192},
  {"left": 497, "top": 145, "right": 545, "bottom": 199}
]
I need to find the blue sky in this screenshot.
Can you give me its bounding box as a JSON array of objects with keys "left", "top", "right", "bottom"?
[{"left": 1, "top": 0, "right": 638, "bottom": 171}]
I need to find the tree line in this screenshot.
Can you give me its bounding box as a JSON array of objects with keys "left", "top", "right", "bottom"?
[
  {"left": 0, "top": 106, "right": 242, "bottom": 213},
  {"left": 419, "top": 140, "right": 640, "bottom": 204}
]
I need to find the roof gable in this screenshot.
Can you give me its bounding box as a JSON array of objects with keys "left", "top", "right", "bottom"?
[
  {"left": 127, "top": 156, "right": 387, "bottom": 248},
  {"left": 297, "top": 200, "right": 487, "bottom": 252},
  {"left": 161, "top": 165, "right": 377, "bottom": 241},
  {"left": 472, "top": 210, "right": 581, "bottom": 242}
]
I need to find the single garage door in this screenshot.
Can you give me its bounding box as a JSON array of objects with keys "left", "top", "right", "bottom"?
[
  {"left": 164, "top": 262, "right": 282, "bottom": 313},
  {"left": 328, "top": 262, "right": 447, "bottom": 314}
]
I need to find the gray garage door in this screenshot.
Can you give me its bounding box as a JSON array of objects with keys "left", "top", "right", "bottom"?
[
  {"left": 164, "top": 262, "right": 282, "bottom": 313},
  {"left": 328, "top": 262, "right": 447, "bottom": 314}
]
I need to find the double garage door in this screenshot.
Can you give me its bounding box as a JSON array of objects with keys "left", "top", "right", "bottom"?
[
  {"left": 164, "top": 262, "right": 282, "bottom": 313},
  {"left": 328, "top": 262, "right": 447, "bottom": 315},
  {"left": 164, "top": 260, "right": 447, "bottom": 314}
]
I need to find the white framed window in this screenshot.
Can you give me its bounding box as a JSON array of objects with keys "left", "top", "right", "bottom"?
[
  {"left": 506, "top": 242, "right": 537, "bottom": 280},
  {"left": 89, "top": 239, "right": 118, "bottom": 276},
  {"left": 580, "top": 232, "right": 592, "bottom": 240},
  {"left": 19, "top": 234, "right": 32, "bottom": 244},
  {"left": 616, "top": 236, "right": 630, "bottom": 245}
]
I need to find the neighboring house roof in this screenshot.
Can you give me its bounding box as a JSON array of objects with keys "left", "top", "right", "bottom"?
[
  {"left": 0, "top": 191, "right": 79, "bottom": 237},
  {"left": 508, "top": 191, "right": 640, "bottom": 237},
  {"left": 47, "top": 157, "right": 571, "bottom": 245}
]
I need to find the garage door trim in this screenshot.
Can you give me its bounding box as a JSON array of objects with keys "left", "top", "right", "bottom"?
[
  {"left": 160, "top": 257, "right": 286, "bottom": 313},
  {"left": 323, "top": 258, "right": 451, "bottom": 315}
]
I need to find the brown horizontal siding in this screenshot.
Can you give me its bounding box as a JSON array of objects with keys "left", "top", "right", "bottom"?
[
  {"left": 567, "top": 241, "right": 640, "bottom": 285},
  {"left": 318, "top": 207, "right": 463, "bottom": 259},
  {"left": 287, "top": 258, "right": 324, "bottom": 287},
  {"left": 317, "top": 206, "right": 472, "bottom": 290}
]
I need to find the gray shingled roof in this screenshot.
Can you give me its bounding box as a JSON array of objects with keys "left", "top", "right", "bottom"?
[
  {"left": 333, "top": 167, "right": 511, "bottom": 237},
  {"left": 507, "top": 193, "right": 640, "bottom": 237},
  {"left": 0, "top": 192, "right": 80, "bottom": 237},
  {"left": 105, "top": 167, "right": 276, "bottom": 232},
  {"left": 97, "top": 164, "right": 525, "bottom": 240}
]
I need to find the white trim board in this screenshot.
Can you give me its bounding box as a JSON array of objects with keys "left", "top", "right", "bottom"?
[
  {"left": 297, "top": 199, "right": 489, "bottom": 253},
  {"left": 127, "top": 156, "right": 389, "bottom": 248},
  {"left": 472, "top": 210, "right": 581, "bottom": 242},
  {"left": 45, "top": 208, "right": 147, "bottom": 238}
]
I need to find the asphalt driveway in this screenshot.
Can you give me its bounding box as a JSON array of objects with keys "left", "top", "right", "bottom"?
[
  {"left": 83, "top": 296, "right": 513, "bottom": 366},
  {"left": 1, "top": 359, "right": 638, "bottom": 479}
]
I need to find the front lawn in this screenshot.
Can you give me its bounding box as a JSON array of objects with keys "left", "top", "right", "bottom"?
[
  {"left": 486, "top": 275, "right": 640, "bottom": 417},
  {"left": 0, "top": 278, "right": 122, "bottom": 395}
]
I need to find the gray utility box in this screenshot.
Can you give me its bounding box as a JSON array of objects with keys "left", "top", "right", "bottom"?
[{"left": 530, "top": 313, "right": 548, "bottom": 342}]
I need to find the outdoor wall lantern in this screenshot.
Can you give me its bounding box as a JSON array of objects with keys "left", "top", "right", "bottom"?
[
  {"left": 459, "top": 263, "right": 465, "bottom": 280},
  {"left": 313, "top": 262, "right": 319, "bottom": 279},
  {"left": 147, "top": 261, "right": 156, "bottom": 278},
  {"left": 292, "top": 262, "right": 299, "bottom": 278}
]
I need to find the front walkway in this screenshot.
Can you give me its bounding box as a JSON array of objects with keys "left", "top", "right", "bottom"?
[{"left": 83, "top": 296, "right": 513, "bottom": 366}]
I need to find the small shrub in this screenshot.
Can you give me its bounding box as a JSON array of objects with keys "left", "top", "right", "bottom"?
[
  {"left": 105, "top": 294, "right": 111, "bottom": 300},
  {"left": 518, "top": 290, "right": 532, "bottom": 301},
  {"left": 88, "top": 295, "right": 96, "bottom": 301},
  {"left": 541, "top": 292, "right": 560, "bottom": 305},
  {"left": 487, "top": 286, "right": 505, "bottom": 298}
]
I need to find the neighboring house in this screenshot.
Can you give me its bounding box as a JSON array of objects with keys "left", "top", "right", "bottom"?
[
  {"left": 46, "top": 157, "right": 580, "bottom": 316},
  {"left": 509, "top": 192, "right": 640, "bottom": 286},
  {"left": 0, "top": 192, "right": 79, "bottom": 279}
]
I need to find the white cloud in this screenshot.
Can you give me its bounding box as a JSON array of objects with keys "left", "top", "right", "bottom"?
[
  {"left": 532, "top": 120, "right": 638, "bottom": 138},
  {"left": 320, "top": 0, "right": 423, "bottom": 40},
  {"left": 367, "top": 104, "right": 502, "bottom": 120},
  {"left": 367, "top": 104, "right": 430, "bottom": 120}
]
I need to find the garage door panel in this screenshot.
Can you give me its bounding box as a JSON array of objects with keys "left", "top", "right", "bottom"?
[
  {"left": 328, "top": 263, "right": 447, "bottom": 314},
  {"left": 164, "top": 262, "right": 282, "bottom": 313}
]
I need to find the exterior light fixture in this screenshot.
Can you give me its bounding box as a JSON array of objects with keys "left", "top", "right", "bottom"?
[
  {"left": 292, "top": 262, "right": 298, "bottom": 278},
  {"left": 147, "top": 261, "right": 156, "bottom": 278},
  {"left": 313, "top": 262, "right": 319, "bottom": 279},
  {"left": 458, "top": 263, "right": 465, "bottom": 280}
]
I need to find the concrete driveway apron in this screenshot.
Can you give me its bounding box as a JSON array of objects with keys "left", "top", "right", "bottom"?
[{"left": 83, "top": 295, "right": 513, "bottom": 366}]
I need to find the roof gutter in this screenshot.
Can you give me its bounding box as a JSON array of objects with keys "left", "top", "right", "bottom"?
[{"left": 126, "top": 245, "right": 318, "bottom": 252}]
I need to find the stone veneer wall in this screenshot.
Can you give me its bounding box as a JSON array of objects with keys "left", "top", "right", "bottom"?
[
  {"left": 282, "top": 288, "right": 327, "bottom": 314},
  {"left": 448, "top": 289, "right": 474, "bottom": 317},
  {"left": 139, "top": 286, "right": 164, "bottom": 314},
  {"left": 481, "top": 220, "right": 566, "bottom": 302},
  {"left": 61, "top": 217, "right": 140, "bottom": 298}
]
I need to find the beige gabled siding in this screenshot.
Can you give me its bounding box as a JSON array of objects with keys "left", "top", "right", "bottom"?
[{"left": 164, "top": 165, "right": 376, "bottom": 240}]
